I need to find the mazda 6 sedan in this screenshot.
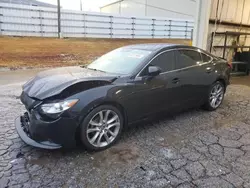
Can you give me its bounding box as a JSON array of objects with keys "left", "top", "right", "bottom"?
[{"left": 15, "top": 44, "right": 231, "bottom": 151}]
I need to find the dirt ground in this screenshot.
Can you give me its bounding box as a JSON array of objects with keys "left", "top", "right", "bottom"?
[
  {"left": 0, "top": 37, "right": 190, "bottom": 69},
  {"left": 231, "top": 75, "right": 250, "bottom": 87}
]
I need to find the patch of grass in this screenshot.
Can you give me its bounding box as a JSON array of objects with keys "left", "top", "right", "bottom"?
[{"left": 0, "top": 36, "right": 191, "bottom": 68}]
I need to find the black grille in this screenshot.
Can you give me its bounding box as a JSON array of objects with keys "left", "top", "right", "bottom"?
[{"left": 20, "top": 112, "right": 31, "bottom": 137}]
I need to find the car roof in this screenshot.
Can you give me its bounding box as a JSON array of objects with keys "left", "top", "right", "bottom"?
[{"left": 123, "top": 43, "right": 198, "bottom": 52}]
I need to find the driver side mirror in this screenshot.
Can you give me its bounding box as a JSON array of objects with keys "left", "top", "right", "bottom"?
[{"left": 148, "top": 66, "right": 162, "bottom": 76}]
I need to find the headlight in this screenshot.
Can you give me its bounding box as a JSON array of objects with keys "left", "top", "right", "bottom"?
[{"left": 41, "top": 99, "right": 79, "bottom": 114}]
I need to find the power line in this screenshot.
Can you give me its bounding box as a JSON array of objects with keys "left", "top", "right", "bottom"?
[{"left": 80, "top": 0, "right": 82, "bottom": 11}]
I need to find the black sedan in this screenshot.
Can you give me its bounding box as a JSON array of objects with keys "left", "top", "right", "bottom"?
[{"left": 15, "top": 44, "right": 231, "bottom": 151}]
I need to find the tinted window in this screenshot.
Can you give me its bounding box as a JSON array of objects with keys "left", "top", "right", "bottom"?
[
  {"left": 88, "top": 48, "right": 152, "bottom": 74},
  {"left": 151, "top": 51, "right": 175, "bottom": 72},
  {"left": 140, "top": 51, "right": 175, "bottom": 76},
  {"left": 202, "top": 53, "right": 212, "bottom": 62},
  {"left": 176, "top": 50, "right": 202, "bottom": 69}
]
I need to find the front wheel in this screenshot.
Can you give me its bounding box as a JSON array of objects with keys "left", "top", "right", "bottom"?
[
  {"left": 80, "top": 105, "right": 124, "bottom": 151},
  {"left": 203, "top": 81, "right": 225, "bottom": 111}
]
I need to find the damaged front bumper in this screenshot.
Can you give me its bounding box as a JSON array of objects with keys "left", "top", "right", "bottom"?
[{"left": 15, "top": 113, "right": 62, "bottom": 149}]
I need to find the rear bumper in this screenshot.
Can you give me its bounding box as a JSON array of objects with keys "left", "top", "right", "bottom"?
[{"left": 15, "top": 117, "right": 62, "bottom": 149}]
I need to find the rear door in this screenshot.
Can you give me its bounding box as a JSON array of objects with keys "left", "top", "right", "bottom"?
[{"left": 173, "top": 49, "right": 205, "bottom": 107}]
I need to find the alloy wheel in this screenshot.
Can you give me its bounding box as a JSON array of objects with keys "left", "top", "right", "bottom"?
[
  {"left": 209, "top": 83, "right": 224, "bottom": 109},
  {"left": 86, "top": 110, "right": 120, "bottom": 148}
]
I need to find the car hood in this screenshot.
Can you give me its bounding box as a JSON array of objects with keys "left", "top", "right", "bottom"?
[{"left": 23, "top": 66, "right": 119, "bottom": 100}]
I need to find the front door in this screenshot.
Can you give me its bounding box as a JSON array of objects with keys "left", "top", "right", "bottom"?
[{"left": 123, "top": 50, "right": 179, "bottom": 122}]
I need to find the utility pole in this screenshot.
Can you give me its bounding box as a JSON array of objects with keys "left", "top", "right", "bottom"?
[
  {"left": 57, "top": 0, "right": 61, "bottom": 38},
  {"left": 80, "top": 0, "right": 83, "bottom": 11}
]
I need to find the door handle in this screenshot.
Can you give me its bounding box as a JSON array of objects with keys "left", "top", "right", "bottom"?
[
  {"left": 172, "top": 78, "right": 180, "bottom": 84},
  {"left": 206, "top": 67, "right": 212, "bottom": 73}
]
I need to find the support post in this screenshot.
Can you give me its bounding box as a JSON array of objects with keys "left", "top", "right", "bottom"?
[
  {"left": 193, "top": 0, "right": 212, "bottom": 50},
  {"left": 0, "top": 6, "right": 2, "bottom": 36},
  {"left": 83, "top": 13, "right": 86, "bottom": 37},
  {"left": 222, "top": 32, "right": 228, "bottom": 59},
  {"left": 190, "top": 29, "right": 193, "bottom": 46},
  {"left": 169, "top": 20, "right": 172, "bottom": 39},
  {"left": 57, "top": 0, "right": 61, "bottom": 38},
  {"left": 110, "top": 16, "right": 113, "bottom": 38},
  {"left": 210, "top": 32, "right": 214, "bottom": 52},
  {"left": 152, "top": 19, "right": 155, "bottom": 39},
  {"left": 185, "top": 21, "right": 188, "bottom": 39},
  {"left": 132, "top": 17, "right": 135, "bottom": 39},
  {"left": 0, "top": 15, "right": 2, "bottom": 36},
  {"left": 39, "top": 10, "right": 43, "bottom": 37}
]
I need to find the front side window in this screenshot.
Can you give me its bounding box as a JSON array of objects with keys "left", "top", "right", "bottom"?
[
  {"left": 176, "top": 50, "right": 202, "bottom": 69},
  {"left": 87, "top": 48, "right": 152, "bottom": 74},
  {"left": 140, "top": 51, "right": 175, "bottom": 76}
]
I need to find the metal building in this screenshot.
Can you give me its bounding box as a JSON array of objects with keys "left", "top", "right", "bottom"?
[
  {"left": 0, "top": 0, "right": 56, "bottom": 7},
  {"left": 101, "top": 0, "right": 196, "bottom": 20}
]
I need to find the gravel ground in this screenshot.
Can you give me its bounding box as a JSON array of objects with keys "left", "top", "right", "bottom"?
[{"left": 1, "top": 83, "right": 250, "bottom": 188}]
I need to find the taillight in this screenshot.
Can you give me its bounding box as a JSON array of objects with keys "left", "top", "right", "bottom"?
[{"left": 227, "top": 62, "right": 232, "bottom": 69}]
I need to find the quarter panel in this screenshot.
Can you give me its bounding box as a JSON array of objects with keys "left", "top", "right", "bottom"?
[{"left": 214, "top": 61, "right": 231, "bottom": 86}]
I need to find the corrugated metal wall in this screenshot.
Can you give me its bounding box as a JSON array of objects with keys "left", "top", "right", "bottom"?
[
  {"left": 101, "top": 0, "right": 195, "bottom": 20},
  {"left": 0, "top": 3, "right": 194, "bottom": 39},
  {"left": 209, "top": 0, "right": 250, "bottom": 58}
]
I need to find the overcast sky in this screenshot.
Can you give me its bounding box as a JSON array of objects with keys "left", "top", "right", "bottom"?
[{"left": 39, "top": 0, "right": 115, "bottom": 11}]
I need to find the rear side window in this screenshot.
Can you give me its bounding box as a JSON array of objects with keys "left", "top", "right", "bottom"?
[
  {"left": 140, "top": 51, "right": 175, "bottom": 76},
  {"left": 175, "top": 50, "right": 202, "bottom": 69},
  {"left": 201, "top": 53, "right": 212, "bottom": 63}
]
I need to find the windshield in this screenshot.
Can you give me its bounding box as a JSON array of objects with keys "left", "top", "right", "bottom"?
[{"left": 87, "top": 48, "right": 152, "bottom": 74}]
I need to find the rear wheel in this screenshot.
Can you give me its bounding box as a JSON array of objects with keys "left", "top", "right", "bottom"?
[
  {"left": 80, "top": 105, "right": 123, "bottom": 151},
  {"left": 203, "top": 81, "right": 225, "bottom": 111}
]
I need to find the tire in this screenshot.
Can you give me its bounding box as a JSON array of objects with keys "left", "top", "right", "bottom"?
[
  {"left": 80, "top": 105, "right": 124, "bottom": 151},
  {"left": 203, "top": 81, "right": 225, "bottom": 111}
]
